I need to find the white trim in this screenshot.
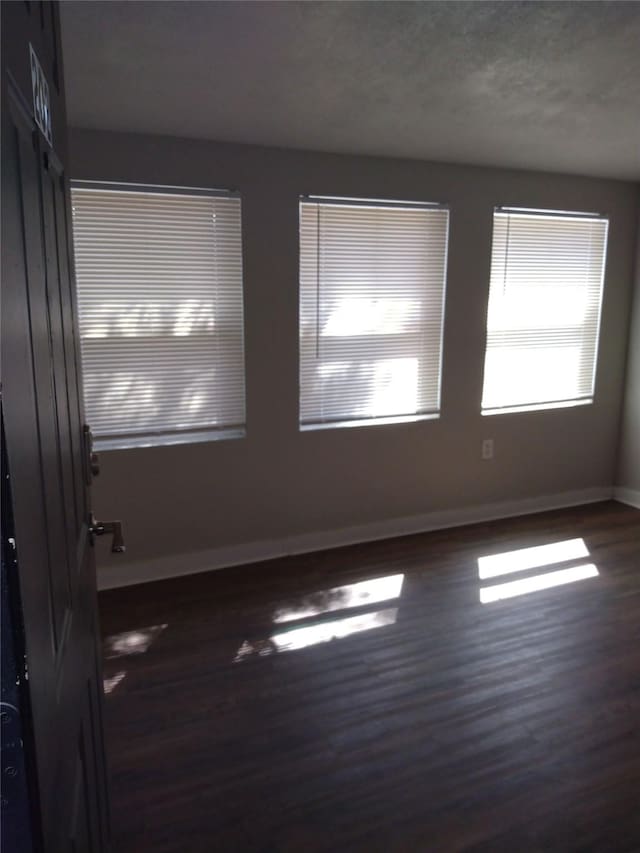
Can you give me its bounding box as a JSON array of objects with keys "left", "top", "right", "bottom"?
[
  {"left": 482, "top": 399, "right": 592, "bottom": 416},
  {"left": 300, "top": 413, "right": 439, "bottom": 432},
  {"left": 96, "top": 427, "right": 245, "bottom": 451},
  {"left": 495, "top": 207, "right": 605, "bottom": 222},
  {"left": 70, "top": 179, "right": 238, "bottom": 198},
  {"left": 613, "top": 487, "right": 640, "bottom": 509},
  {"left": 302, "top": 195, "right": 448, "bottom": 211},
  {"left": 97, "top": 486, "right": 615, "bottom": 590}
]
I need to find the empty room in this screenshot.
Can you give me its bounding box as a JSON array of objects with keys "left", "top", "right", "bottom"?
[{"left": 2, "top": 1, "right": 640, "bottom": 851}]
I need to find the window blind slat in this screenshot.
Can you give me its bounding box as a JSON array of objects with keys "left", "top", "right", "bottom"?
[
  {"left": 71, "top": 185, "right": 246, "bottom": 444},
  {"left": 299, "top": 200, "right": 449, "bottom": 426},
  {"left": 481, "top": 210, "right": 608, "bottom": 414}
]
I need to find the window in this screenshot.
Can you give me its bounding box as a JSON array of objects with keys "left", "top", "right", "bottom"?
[
  {"left": 481, "top": 207, "right": 608, "bottom": 415},
  {"left": 71, "top": 183, "right": 245, "bottom": 449},
  {"left": 299, "top": 197, "right": 449, "bottom": 429}
]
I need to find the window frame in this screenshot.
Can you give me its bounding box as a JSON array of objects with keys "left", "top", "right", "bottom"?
[
  {"left": 298, "top": 194, "right": 450, "bottom": 432},
  {"left": 480, "top": 205, "right": 609, "bottom": 417},
  {"left": 70, "top": 180, "right": 247, "bottom": 451}
]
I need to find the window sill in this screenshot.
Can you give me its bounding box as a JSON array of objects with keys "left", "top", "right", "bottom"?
[
  {"left": 300, "top": 413, "right": 440, "bottom": 432},
  {"left": 94, "top": 427, "right": 245, "bottom": 451},
  {"left": 481, "top": 399, "right": 593, "bottom": 416}
]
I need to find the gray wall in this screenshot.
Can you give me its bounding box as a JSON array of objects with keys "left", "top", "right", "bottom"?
[
  {"left": 617, "top": 211, "right": 640, "bottom": 496},
  {"left": 68, "top": 129, "right": 639, "bottom": 585}
]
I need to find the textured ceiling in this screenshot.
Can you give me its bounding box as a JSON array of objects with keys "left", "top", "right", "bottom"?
[{"left": 60, "top": 0, "right": 640, "bottom": 180}]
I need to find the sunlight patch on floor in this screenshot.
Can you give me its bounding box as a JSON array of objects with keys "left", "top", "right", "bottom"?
[
  {"left": 103, "top": 671, "right": 127, "bottom": 694},
  {"left": 234, "top": 607, "right": 398, "bottom": 661},
  {"left": 480, "top": 563, "right": 599, "bottom": 603},
  {"left": 478, "top": 537, "right": 599, "bottom": 604},
  {"left": 105, "top": 623, "right": 168, "bottom": 659},
  {"left": 478, "top": 538, "right": 589, "bottom": 580},
  {"left": 235, "top": 573, "right": 404, "bottom": 662},
  {"left": 273, "top": 573, "right": 404, "bottom": 623}
]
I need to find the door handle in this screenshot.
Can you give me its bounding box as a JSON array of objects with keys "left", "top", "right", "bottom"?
[{"left": 89, "top": 514, "right": 126, "bottom": 553}]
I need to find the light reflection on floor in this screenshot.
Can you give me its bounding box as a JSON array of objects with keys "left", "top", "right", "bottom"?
[
  {"left": 478, "top": 538, "right": 590, "bottom": 580},
  {"left": 273, "top": 607, "right": 398, "bottom": 651},
  {"left": 235, "top": 574, "right": 404, "bottom": 662},
  {"left": 273, "top": 573, "right": 404, "bottom": 623},
  {"left": 105, "top": 623, "right": 168, "bottom": 659},
  {"left": 103, "top": 623, "right": 169, "bottom": 695},
  {"left": 103, "top": 671, "right": 127, "bottom": 694},
  {"left": 478, "top": 538, "right": 599, "bottom": 603},
  {"left": 235, "top": 607, "right": 399, "bottom": 662},
  {"left": 480, "top": 563, "right": 599, "bottom": 603}
]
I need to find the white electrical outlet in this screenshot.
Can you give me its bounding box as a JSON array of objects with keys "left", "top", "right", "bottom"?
[{"left": 482, "top": 438, "right": 494, "bottom": 460}]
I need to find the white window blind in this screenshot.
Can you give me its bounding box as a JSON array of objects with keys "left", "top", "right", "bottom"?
[
  {"left": 481, "top": 208, "right": 608, "bottom": 415},
  {"left": 71, "top": 183, "right": 245, "bottom": 448},
  {"left": 299, "top": 198, "right": 449, "bottom": 428}
]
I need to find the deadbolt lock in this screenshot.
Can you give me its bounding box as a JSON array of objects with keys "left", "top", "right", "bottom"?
[{"left": 83, "top": 425, "right": 100, "bottom": 482}]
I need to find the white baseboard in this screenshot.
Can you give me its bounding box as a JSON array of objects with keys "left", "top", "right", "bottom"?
[
  {"left": 613, "top": 486, "right": 640, "bottom": 509},
  {"left": 97, "top": 485, "right": 615, "bottom": 590}
]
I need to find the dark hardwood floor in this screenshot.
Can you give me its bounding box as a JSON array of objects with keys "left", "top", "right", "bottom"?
[{"left": 99, "top": 501, "right": 640, "bottom": 852}]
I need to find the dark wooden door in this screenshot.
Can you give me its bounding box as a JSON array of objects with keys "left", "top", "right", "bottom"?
[{"left": 1, "top": 3, "right": 110, "bottom": 851}]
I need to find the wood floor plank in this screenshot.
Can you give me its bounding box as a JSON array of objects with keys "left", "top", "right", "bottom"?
[{"left": 99, "top": 500, "right": 640, "bottom": 852}]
